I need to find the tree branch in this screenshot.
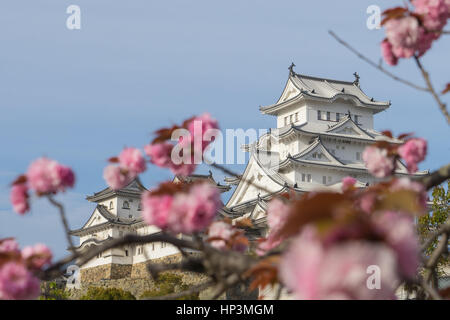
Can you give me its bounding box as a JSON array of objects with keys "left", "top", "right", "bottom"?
[
  {"left": 39, "top": 233, "right": 199, "bottom": 281},
  {"left": 416, "top": 163, "right": 450, "bottom": 190},
  {"left": 46, "top": 195, "right": 76, "bottom": 254},
  {"left": 413, "top": 56, "right": 450, "bottom": 124},
  {"left": 328, "top": 31, "right": 428, "bottom": 92}
]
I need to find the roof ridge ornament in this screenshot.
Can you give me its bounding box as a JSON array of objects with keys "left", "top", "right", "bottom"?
[
  {"left": 353, "top": 72, "right": 360, "bottom": 86},
  {"left": 288, "top": 62, "right": 296, "bottom": 75}
]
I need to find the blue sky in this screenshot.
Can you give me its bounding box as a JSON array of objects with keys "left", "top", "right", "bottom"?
[{"left": 1, "top": 0, "right": 449, "bottom": 259}]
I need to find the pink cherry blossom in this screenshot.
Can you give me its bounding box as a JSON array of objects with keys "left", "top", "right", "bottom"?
[
  {"left": 358, "top": 192, "right": 377, "bottom": 214},
  {"left": 341, "top": 176, "right": 357, "bottom": 192},
  {"left": 362, "top": 146, "right": 395, "bottom": 178},
  {"left": 266, "top": 198, "right": 290, "bottom": 233},
  {"left": 0, "top": 262, "right": 40, "bottom": 300},
  {"left": 27, "top": 158, "right": 75, "bottom": 194},
  {"left": 208, "top": 221, "right": 234, "bottom": 250},
  {"left": 256, "top": 236, "right": 283, "bottom": 256},
  {"left": 178, "top": 183, "right": 221, "bottom": 233},
  {"left": 319, "top": 242, "right": 398, "bottom": 299},
  {"left": 119, "top": 147, "right": 146, "bottom": 174},
  {"left": 398, "top": 138, "right": 427, "bottom": 173},
  {"left": 413, "top": 0, "right": 449, "bottom": 32},
  {"left": 0, "top": 239, "right": 20, "bottom": 254},
  {"left": 141, "top": 192, "right": 173, "bottom": 230},
  {"left": 145, "top": 142, "right": 196, "bottom": 176},
  {"left": 55, "top": 164, "right": 75, "bottom": 191},
  {"left": 381, "top": 39, "right": 398, "bottom": 66},
  {"left": 187, "top": 113, "right": 219, "bottom": 152},
  {"left": 21, "top": 244, "right": 52, "bottom": 270},
  {"left": 142, "top": 182, "right": 220, "bottom": 234},
  {"left": 103, "top": 165, "right": 133, "bottom": 190},
  {"left": 373, "top": 211, "right": 419, "bottom": 279},
  {"left": 145, "top": 142, "right": 173, "bottom": 168},
  {"left": 279, "top": 226, "right": 325, "bottom": 299},
  {"left": 10, "top": 184, "right": 29, "bottom": 215},
  {"left": 385, "top": 16, "right": 420, "bottom": 49},
  {"left": 280, "top": 226, "right": 399, "bottom": 299}
]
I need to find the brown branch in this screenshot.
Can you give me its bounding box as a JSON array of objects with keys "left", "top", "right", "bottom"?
[
  {"left": 46, "top": 195, "right": 76, "bottom": 254},
  {"left": 424, "top": 230, "right": 449, "bottom": 269},
  {"left": 39, "top": 233, "right": 199, "bottom": 281},
  {"left": 328, "top": 31, "right": 428, "bottom": 92},
  {"left": 414, "top": 56, "right": 450, "bottom": 124},
  {"left": 416, "top": 163, "right": 450, "bottom": 190},
  {"left": 420, "top": 276, "right": 442, "bottom": 300},
  {"left": 421, "top": 219, "right": 450, "bottom": 252}
]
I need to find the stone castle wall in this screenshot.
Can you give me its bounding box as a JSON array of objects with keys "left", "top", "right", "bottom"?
[{"left": 70, "top": 253, "right": 214, "bottom": 299}]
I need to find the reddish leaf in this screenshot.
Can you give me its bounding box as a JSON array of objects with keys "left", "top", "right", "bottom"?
[
  {"left": 245, "top": 256, "right": 280, "bottom": 292},
  {"left": 151, "top": 125, "right": 181, "bottom": 144},
  {"left": 381, "top": 7, "right": 409, "bottom": 25},
  {"left": 235, "top": 218, "right": 253, "bottom": 228},
  {"left": 381, "top": 130, "right": 393, "bottom": 138},
  {"left": 11, "top": 175, "right": 27, "bottom": 186},
  {"left": 442, "top": 83, "right": 450, "bottom": 95},
  {"left": 108, "top": 157, "right": 119, "bottom": 163},
  {"left": 397, "top": 132, "right": 414, "bottom": 140},
  {"left": 149, "top": 181, "right": 191, "bottom": 196},
  {"left": 274, "top": 192, "right": 355, "bottom": 241}
]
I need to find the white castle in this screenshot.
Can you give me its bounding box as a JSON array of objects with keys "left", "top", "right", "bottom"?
[{"left": 70, "top": 65, "right": 427, "bottom": 283}]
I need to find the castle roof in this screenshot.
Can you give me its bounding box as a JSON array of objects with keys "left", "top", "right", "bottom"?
[
  {"left": 260, "top": 70, "right": 390, "bottom": 115},
  {"left": 86, "top": 178, "right": 147, "bottom": 203}
]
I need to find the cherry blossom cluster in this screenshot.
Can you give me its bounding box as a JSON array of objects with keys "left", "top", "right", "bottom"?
[
  {"left": 145, "top": 113, "right": 219, "bottom": 176},
  {"left": 256, "top": 198, "right": 290, "bottom": 255},
  {"left": 141, "top": 181, "right": 222, "bottom": 234},
  {"left": 0, "top": 239, "right": 52, "bottom": 300},
  {"left": 362, "top": 136, "right": 427, "bottom": 178},
  {"left": 381, "top": 1, "right": 450, "bottom": 65},
  {"left": 207, "top": 220, "right": 248, "bottom": 252},
  {"left": 103, "top": 147, "right": 147, "bottom": 190},
  {"left": 274, "top": 177, "right": 425, "bottom": 299},
  {"left": 10, "top": 157, "right": 75, "bottom": 215}
]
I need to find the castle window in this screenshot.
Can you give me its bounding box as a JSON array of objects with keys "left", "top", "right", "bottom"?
[
  {"left": 356, "top": 152, "right": 361, "bottom": 160},
  {"left": 354, "top": 115, "right": 360, "bottom": 124},
  {"left": 109, "top": 201, "right": 114, "bottom": 210},
  {"left": 328, "top": 176, "right": 332, "bottom": 183},
  {"left": 326, "top": 112, "right": 331, "bottom": 121},
  {"left": 125, "top": 250, "right": 128, "bottom": 257},
  {"left": 317, "top": 110, "right": 321, "bottom": 120},
  {"left": 152, "top": 243, "right": 155, "bottom": 251},
  {"left": 289, "top": 114, "right": 293, "bottom": 124},
  {"left": 323, "top": 176, "right": 327, "bottom": 184},
  {"left": 138, "top": 202, "right": 142, "bottom": 211},
  {"left": 307, "top": 174, "right": 312, "bottom": 182},
  {"left": 302, "top": 174, "right": 306, "bottom": 182},
  {"left": 295, "top": 112, "right": 299, "bottom": 122},
  {"left": 284, "top": 116, "right": 288, "bottom": 126},
  {"left": 336, "top": 113, "right": 340, "bottom": 122},
  {"left": 122, "top": 201, "right": 130, "bottom": 209}
]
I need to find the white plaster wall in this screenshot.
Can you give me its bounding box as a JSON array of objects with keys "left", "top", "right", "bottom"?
[
  {"left": 276, "top": 103, "right": 307, "bottom": 128},
  {"left": 306, "top": 100, "right": 374, "bottom": 131},
  {"left": 116, "top": 196, "right": 142, "bottom": 219},
  {"left": 100, "top": 198, "right": 118, "bottom": 215}
]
